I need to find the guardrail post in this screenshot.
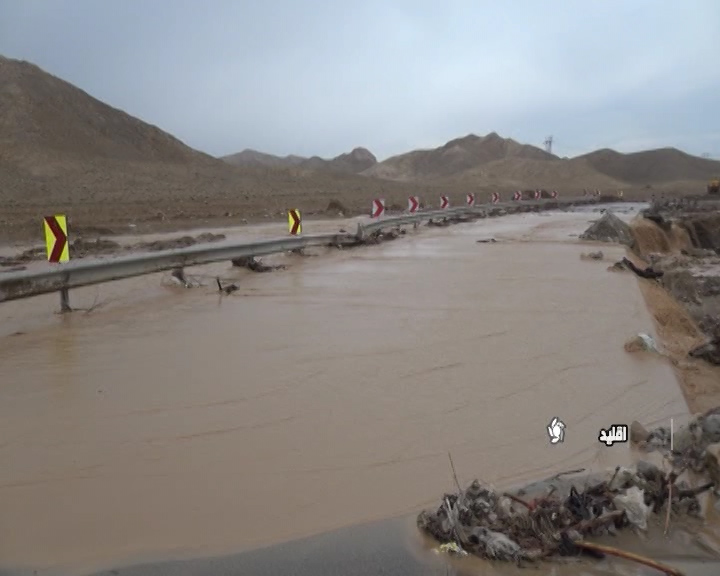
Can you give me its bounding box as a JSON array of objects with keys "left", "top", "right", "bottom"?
[{"left": 59, "top": 287, "right": 71, "bottom": 313}]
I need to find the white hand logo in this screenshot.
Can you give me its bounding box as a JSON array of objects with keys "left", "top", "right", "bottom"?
[{"left": 547, "top": 417, "right": 566, "bottom": 444}]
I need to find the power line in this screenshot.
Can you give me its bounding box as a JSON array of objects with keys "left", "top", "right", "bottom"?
[{"left": 544, "top": 136, "right": 553, "bottom": 154}]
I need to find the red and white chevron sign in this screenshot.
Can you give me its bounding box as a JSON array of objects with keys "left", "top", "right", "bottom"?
[
  {"left": 371, "top": 198, "right": 385, "bottom": 218},
  {"left": 490, "top": 192, "right": 500, "bottom": 204},
  {"left": 551, "top": 190, "right": 558, "bottom": 199},
  {"left": 513, "top": 191, "right": 522, "bottom": 201},
  {"left": 440, "top": 195, "right": 449, "bottom": 209},
  {"left": 408, "top": 196, "right": 419, "bottom": 213},
  {"left": 534, "top": 190, "right": 541, "bottom": 200},
  {"left": 466, "top": 193, "right": 475, "bottom": 206}
]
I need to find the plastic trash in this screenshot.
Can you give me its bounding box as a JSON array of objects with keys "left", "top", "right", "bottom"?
[
  {"left": 624, "top": 333, "right": 659, "bottom": 354},
  {"left": 471, "top": 527, "right": 522, "bottom": 561},
  {"left": 438, "top": 542, "right": 468, "bottom": 557},
  {"left": 612, "top": 486, "right": 652, "bottom": 531}
]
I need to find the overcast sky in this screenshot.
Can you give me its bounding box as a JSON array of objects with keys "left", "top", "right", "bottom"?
[{"left": 1, "top": 0, "right": 719, "bottom": 161}]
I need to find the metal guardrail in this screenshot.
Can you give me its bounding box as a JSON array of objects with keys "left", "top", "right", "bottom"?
[
  {"left": 0, "top": 232, "right": 352, "bottom": 305},
  {"left": 0, "top": 196, "right": 595, "bottom": 307}
]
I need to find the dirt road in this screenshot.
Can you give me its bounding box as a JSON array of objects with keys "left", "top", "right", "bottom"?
[{"left": 0, "top": 208, "right": 690, "bottom": 574}]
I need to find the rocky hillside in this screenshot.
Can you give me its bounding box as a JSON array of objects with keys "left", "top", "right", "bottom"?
[
  {"left": 361, "top": 133, "right": 557, "bottom": 181},
  {"left": 0, "top": 55, "right": 214, "bottom": 166},
  {"left": 301, "top": 147, "right": 377, "bottom": 174},
  {"left": 223, "top": 146, "right": 377, "bottom": 175}
]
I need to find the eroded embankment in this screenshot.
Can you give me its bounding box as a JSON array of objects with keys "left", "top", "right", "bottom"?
[{"left": 625, "top": 200, "right": 720, "bottom": 412}]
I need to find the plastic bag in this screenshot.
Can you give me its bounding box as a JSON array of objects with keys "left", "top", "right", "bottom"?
[
  {"left": 612, "top": 486, "right": 652, "bottom": 530},
  {"left": 624, "top": 333, "right": 659, "bottom": 354}
]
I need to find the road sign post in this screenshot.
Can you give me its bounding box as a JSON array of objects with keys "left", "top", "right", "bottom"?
[{"left": 43, "top": 215, "right": 72, "bottom": 312}]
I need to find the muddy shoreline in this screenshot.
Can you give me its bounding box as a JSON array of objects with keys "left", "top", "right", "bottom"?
[{"left": 625, "top": 200, "right": 720, "bottom": 413}]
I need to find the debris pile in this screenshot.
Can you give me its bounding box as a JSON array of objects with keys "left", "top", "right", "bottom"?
[
  {"left": 418, "top": 446, "right": 715, "bottom": 571},
  {"left": 633, "top": 407, "right": 720, "bottom": 473},
  {"left": 231, "top": 256, "right": 286, "bottom": 272},
  {"left": 624, "top": 332, "right": 660, "bottom": 354},
  {"left": 580, "top": 212, "right": 635, "bottom": 247},
  {"left": 361, "top": 228, "right": 407, "bottom": 244}
]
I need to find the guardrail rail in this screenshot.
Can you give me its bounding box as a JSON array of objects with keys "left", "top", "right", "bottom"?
[{"left": 0, "top": 196, "right": 598, "bottom": 310}]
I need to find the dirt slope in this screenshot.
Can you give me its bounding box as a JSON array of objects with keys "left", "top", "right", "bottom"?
[
  {"left": 0, "top": 56, "right": 212, "bottom": 166},
  {"left": 576, "top": 148, "right": 720, "bottom": 185}
]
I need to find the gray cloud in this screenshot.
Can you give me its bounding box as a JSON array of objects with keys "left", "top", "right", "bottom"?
[{"left": 1, "top": 0, "right": 719, "bottom": 160}]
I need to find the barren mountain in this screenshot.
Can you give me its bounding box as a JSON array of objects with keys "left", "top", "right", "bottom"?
[
  {"left": 300, "top": 147, "right": 377, "bottom": 174},
  {"left": 576, "top": 148, "right": 720, "bottom": 185},
  {"left": 222, "top": 149, "right": 306, "bottom": 168},
  {"left": 362, "top": 133, "right": 557, "bottom": 181},
  {"left": 0, "top": 54, "right": 715, "bottom": 243},
  {"left": 0, "top": 55, "right": 437, "bottom": 241},
  {"left": 222, "top": 146, "right": 377, "bottom": 175},
  {"left": 0, "top": 55, "right": 214, "bottom": 166}
]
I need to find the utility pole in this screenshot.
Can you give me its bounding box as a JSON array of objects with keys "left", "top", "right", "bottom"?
[{"left": 544, "top": 136, "right": 553, "bottom": 154}]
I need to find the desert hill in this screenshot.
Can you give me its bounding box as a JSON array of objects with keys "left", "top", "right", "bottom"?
[
  {"left": 0, "top": 55, "right": 213, "bottom": 166},
  {"left": 361, "top": 133, "right": 557, "bottom": 181},
  {"left": 576, "top": 148, "right": 720, "bottom": 185},
  {"left": 223, "top": 146, "right": 377, "bottom": 175},
  {"left": 1, "top": 54, "right": 718, "bottom": 242},
  {"left": 0, "top": 55, "right": 440, "bottom": 241},
  {"left": 301, "top": 147, "right": 377, "bottom": 174},
  {"left": 445, "top": 156, "right": 624, "bottom": 191}
]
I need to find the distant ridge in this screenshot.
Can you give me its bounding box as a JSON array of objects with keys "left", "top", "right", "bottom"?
[
  {"left": 2, "top": 52, "right": 720, "bottom": 242},
  {"left": 575, "top": 147, "right": 720, "bottom": 184},
  {"left": 223, "top": 146, "right": 377, "bottom": 175},
  {"left": 361, "top": 133, "right": 557, "bottom": 181}
]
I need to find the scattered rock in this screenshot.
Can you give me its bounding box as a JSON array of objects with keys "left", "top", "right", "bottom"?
[
  {"left": 581, "top": 251, "right": 604, "bottom": 260},
  {"left": 689, "top": 337, "right": 720, "bottom": 366},
  {"left": 580, "top": 212, "right": 635, "bottom": 246},
  {"left": 624, "top": 333, "right": 659, "bottom": 354},
  {"left": 326, "top": 199, "right": 348, "bottom": 214},
  {"left": 630, "top": 421, "right": 650, "bottom": 443}
]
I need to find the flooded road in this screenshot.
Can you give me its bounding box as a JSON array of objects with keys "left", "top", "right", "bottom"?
[{"left": 0, "top": 209, "right": 691, "bottom": 574}]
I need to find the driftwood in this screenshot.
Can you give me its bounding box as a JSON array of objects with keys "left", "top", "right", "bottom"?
[
  {"left": 573, "top": 542, "right": 685, "bottom": 576},
  {"left": 621, "top": 257, "right": 664, "bottom": 279},
  {"left": 216, "top": 277, "right": 239, "bottom": 294}
]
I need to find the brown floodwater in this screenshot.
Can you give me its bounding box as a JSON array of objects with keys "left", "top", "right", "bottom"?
[{"left": 0, "top": 209, "right": 705, "bottom": 574}]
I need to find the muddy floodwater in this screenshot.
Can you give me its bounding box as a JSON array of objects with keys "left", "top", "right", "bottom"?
[{"left": 0, "top": 208, "right": 699, "bottom": 574}]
